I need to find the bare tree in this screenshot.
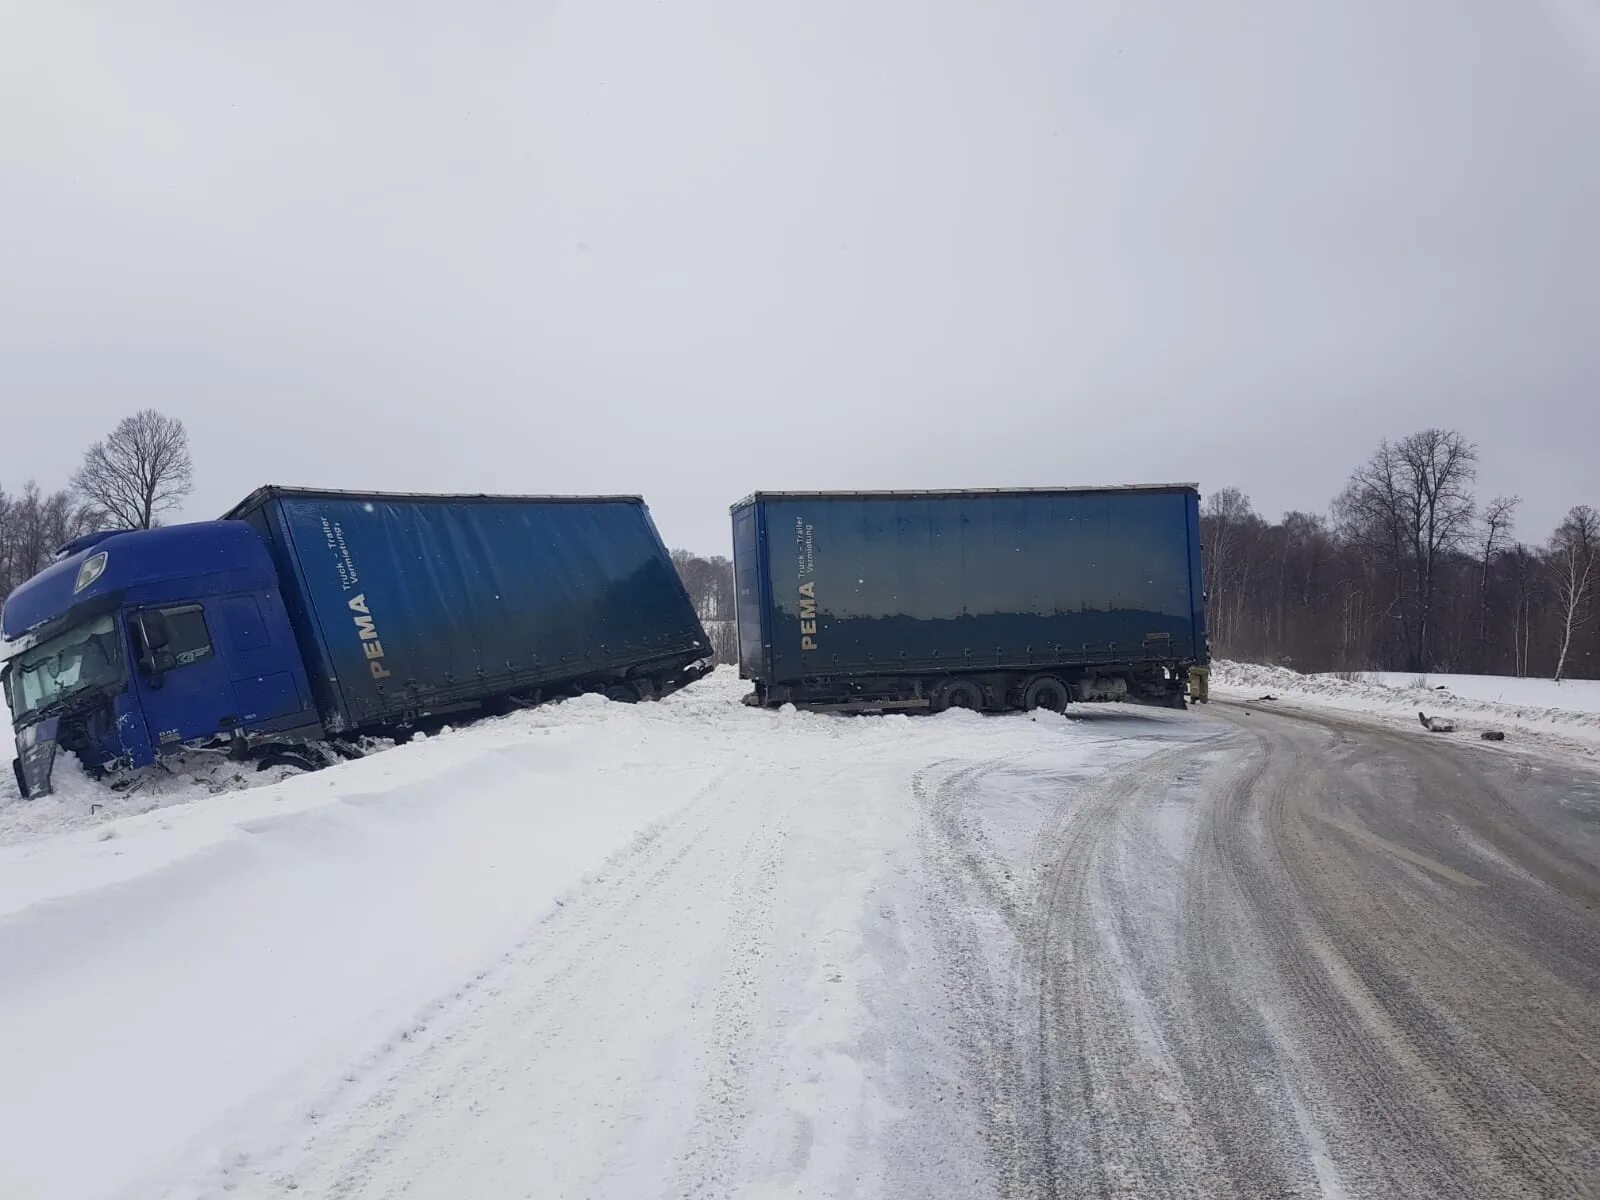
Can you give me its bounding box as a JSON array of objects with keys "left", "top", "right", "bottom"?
[
  {"left": 1549, "top": 504, "right": 1598, "bottom": 682},
  {"left": 0, "top": 481, "right": 95, "bottom": 598},
  {"left": 671, "top": 549, "right": 737, "bottom": 664},
  {"left": 1181, "top": 467, "right": 1599, "bottom": 679},
  {"left": 1336, "top": 439, "right": 1411, "bottom": 662},
  {"left": 0, "top": 484, "right": 13, "bottom": 600},
  {"left": 1337, "top": 429, "right": 1477, "bottom": 671},
  {"left": 1199, "top": 487, "right": 1257, "bottom": 652},
  {"left": 71, "top": 409, "right": 194, "bottom": 530},
  {"left": 1504, "top": 544, "right": 1541, "bottom": 678},
  {"left": 1476, "top": 495, "right": 1519, "bottom": 670}
]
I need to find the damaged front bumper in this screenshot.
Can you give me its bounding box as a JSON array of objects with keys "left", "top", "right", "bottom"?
[{"left": 13, "top": 715, "right": 61, "bottom": 799}]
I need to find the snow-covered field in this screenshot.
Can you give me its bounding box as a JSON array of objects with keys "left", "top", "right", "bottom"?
[
  {"left": 1359, "top": 671, "right": 1600, "bottom": 713},
  {"left": 0, "top": 668, "right": 1209, "bottom": 1200},
  {"left": 1213, "top": 661, "right": 1600, "bottom": 754}
]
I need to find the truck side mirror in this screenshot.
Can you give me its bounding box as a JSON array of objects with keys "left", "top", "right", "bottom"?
[
  {"left": 135, "top": 611, "right": 174, "bottom": 686},
  {"left": 140, "top": 610, "right": 171, "bottom": 650}
]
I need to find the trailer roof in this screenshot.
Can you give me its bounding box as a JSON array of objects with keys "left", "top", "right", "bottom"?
[
  {"left": 729, "top": 483, "right": 1199, "bottom": 511},
  {"left": 225, "top": 485, "right": 645, "bottom": 518}
]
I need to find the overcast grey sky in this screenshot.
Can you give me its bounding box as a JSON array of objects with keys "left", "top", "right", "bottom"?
[{"left": 3, "top": 1, "right": 1597, "bottom": 554}]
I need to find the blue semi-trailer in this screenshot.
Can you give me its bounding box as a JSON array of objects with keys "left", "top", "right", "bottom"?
[
  {"left": 730, "top": 485, "right": 1208, "bottom": 712},
  {"left": 4, "top": 487, "right": 711, "bottom": 797}
]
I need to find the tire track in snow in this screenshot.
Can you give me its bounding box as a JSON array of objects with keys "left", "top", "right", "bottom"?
[
  {"left": 1148, "top": 702, "right": 1600, "bottom": 1199},
  {"left": 206, "top": 767, "right": 751, "bottom": 1198},
  {"left": 912, "top": 759, "right": 1043, "bottom": 1199},
  {"left": 670, "top": 789, "right": 792, "bottom": 1198},
  {"left": 1240, "top": 707, "right": 1600, "bottom": 1197},
  {"left": 1027, "top": 739, "right": 1240, "bottom": 1200}
]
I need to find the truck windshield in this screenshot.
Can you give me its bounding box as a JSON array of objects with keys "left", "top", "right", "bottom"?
[{"left": 5, "top": 614, "right": 126, "bottom": 725}]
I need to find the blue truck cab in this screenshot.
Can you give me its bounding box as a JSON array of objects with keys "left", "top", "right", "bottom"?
[{"left": 3, "top": 523, "right": 321, "bottom": 796}]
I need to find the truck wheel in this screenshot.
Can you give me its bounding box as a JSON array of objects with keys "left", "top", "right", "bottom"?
[
  {"left": 257, "top": 749, "right": 322, "bottom": 774},
  {"left": 1022, "top": 675, "right": 1070, "bottom": 712},
  {"left": 932, "top": 678, "right": 984, "bottom": 713}
]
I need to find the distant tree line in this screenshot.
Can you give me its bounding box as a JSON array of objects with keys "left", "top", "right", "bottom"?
[
  {"left": 9, "top": 415, "right": 1591, "bottom": 681},
  {"left": 1, "top": 410, "right": 193, "bottom": 600},
  {"left": 671, "top": 548, "right": 738, "bottom": 665},
  {"left": 1204, "top": 429, "right": 1597, "bottom": 680}
]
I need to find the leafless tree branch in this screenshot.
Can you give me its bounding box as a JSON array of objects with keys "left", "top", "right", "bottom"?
[{"left": 71, "top": 409, "right": 194, "bottom": 530}]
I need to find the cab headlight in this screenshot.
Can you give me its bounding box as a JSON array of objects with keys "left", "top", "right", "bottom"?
[{"left": 74, "top": 551, "right": 108, "bottom": 594}]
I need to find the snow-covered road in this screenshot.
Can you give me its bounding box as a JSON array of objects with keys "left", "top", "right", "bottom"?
[
  {"left": 0, "top": 672, "right": 1202, "bottom": 1199},
  {"left": 4, "top": 671, "right": 1598, "bottom": 1199}
]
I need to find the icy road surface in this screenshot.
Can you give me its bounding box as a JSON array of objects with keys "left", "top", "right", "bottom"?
[{"left": 2, "top": 672, "right": 1598, "bottom": 1198}]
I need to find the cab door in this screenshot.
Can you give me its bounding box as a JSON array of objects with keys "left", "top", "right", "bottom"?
[{"left": 130, "top": 603, "right": 239, "bottom": 752}]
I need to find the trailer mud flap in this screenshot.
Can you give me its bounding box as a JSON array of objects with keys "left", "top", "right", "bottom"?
[{"left": 15, "top": 715, "right": 61, "bottom": 799}]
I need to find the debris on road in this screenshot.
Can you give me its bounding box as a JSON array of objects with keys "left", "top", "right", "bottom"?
[
  {"left": 1211, "top": 661, "right": 1600, "bottom": 752},
  {"left": 1481, "top": 730, "right": 1507, "bottom": 741},
  {"left": 1418, "top": 712, "right": 1457, "bottom": 733}
]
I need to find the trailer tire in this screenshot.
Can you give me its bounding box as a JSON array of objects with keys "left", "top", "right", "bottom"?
[
  {"left": 932, "top": 678, "right": 984, "bottom": 713},
  {"left": 1021, "top": 674, "right": 1070, "bottom": 712},
  {"left": 257, "top": 749, "right": 321, "bottom": 774}
]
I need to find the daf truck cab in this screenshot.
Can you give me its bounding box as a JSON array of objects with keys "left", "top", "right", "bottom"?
[{"left": 3, "top": 524, "right": 322, "bottom": 797}]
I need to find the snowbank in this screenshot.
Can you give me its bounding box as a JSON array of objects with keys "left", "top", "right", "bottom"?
[
  {"left": 1212, "top": 661, "right": 1600, "bottom": 754},
  {"left": 1359, "top": 671, "right": 1600, "bottom": 714},
  {"left": 0, "top": 683, "right": 398, "bottom": 844},
  {"left": 0, "top": 737, "right": 345, "bottom": 844},
  {"left": 0, "top": 668, "right": 1203, "bottom": 1200},
  {"left": 0, "top": 679, "right": 740, "bottom": 1198}
]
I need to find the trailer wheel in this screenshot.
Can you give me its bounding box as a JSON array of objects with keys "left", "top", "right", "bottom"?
[
  {"left": 1021, "top": 675, "right": 1070, "bottom": 713},
  {"left": 932, "top": 678, "right": 984, "bottom": 713},
  {"left": 257, "top": 749, "right": 322, "bottom": 774}
]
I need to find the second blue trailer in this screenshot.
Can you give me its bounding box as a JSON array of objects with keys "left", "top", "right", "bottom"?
[{"left": 730, "top": 485, "right": 1207, "bottom": 712}]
